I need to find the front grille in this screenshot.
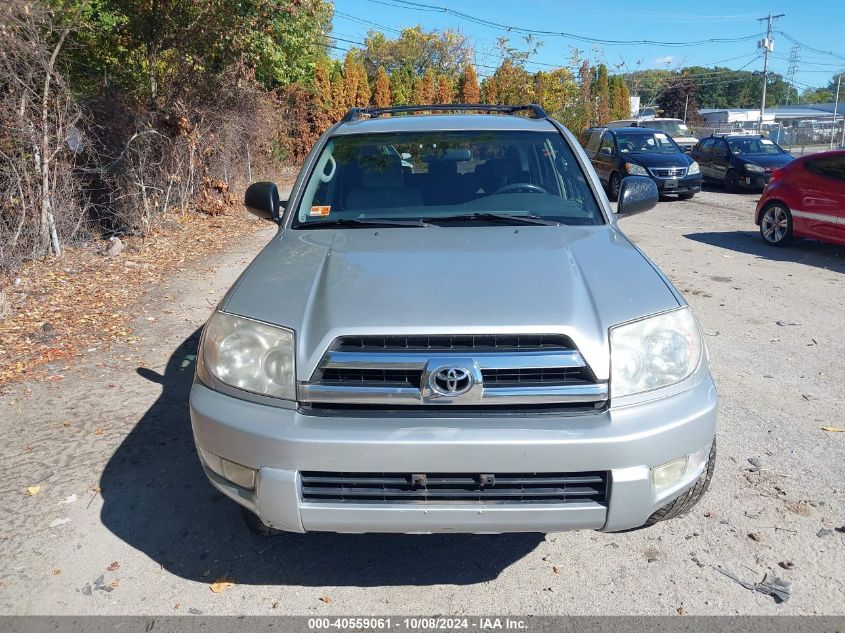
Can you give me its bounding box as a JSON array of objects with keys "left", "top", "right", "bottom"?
[
  {"left": 651, "top": 167, "right": 686, "bottom": 178},
  {"left": 320, "top": 368, "right": 421, "bottom": 387},
  {"left": 335, "top": 334, "right": 575, "bottom": 352},
  {"left": 481, "top": 367, "right": 593, "bottom": 387},
  {"left": 303, "top": 333, "right": 608, "bottom": 407},
  {"left": 300, "top": 471, "right": 609, "bottom": 504}
]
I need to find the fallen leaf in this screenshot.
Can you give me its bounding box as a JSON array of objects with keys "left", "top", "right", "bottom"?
[
  {"left": 748, "top": 532, "right": 762, "bottom": 542},
  {"left": 676, "top": 606, "right": 687, "bottom": 615},
  {"left": 94, "top": 428, "right": 104, "bottom": 436},
  {"left": 108, "top": 580, "right": 119, "bottom": 589},
  {"left": 552, "top": 565, "right": 559, "bottom": 573},
  {"left": 26, "top": 485, "right": 41, "bottom": 496},
  {"left": 52, "top": 569, "right": 61, "bottom": 575},
  {"left": 821, "top": 426, "right": 845, "bottom": 433},
  {"left": 62, "top": 421, "right": 71, "bottom": 428},
  {"left": 210, "top": 577, "right": 235, "bottom": 593},
  {"left": 320, "top": 595, "right": 331, "bottom": 604},
  {"left": 106, "top": 561, "right": 119, "bottom": 572}
]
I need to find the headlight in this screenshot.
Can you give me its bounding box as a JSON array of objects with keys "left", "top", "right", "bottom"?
[
  {"left": 625, "top": 162, "right": 648, "bottom": 176},
  {"left": 745, "top": 163, "right": 765, "bottom": 173},
  {"left": 610, "top": 307, "right": 702, "bottom": 398},
  {"left": 687, "top": 161, "right": 700, "bottom": 175},
  {"left": 200, "top": 311, "right": 295, "bottom": 400}
]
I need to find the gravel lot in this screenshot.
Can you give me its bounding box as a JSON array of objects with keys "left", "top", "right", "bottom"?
[{"left": 1, "top": 186, "right": 843, "bottom": 615}]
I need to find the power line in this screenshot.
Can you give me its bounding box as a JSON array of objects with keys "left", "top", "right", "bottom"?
[
  {"left": 363, "top": 0, "right": 764, "bottom": 47},
  {"left": 775, "top": 31, "right": 845, "bottom": 61}
]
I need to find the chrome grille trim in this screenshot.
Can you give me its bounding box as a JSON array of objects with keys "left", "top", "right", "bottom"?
[
  {"left": 299, "top": 382, "right": 608, "bottom": 405},
  {"left": 649, "top": 166, "right": 687, "bottom": 178},
  {"left": 320, "top": 349, "right": 587, "bottom": 371}
]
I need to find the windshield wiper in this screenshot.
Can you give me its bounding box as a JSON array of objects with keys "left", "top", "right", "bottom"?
[
  {"left": 422, "top": 213, "right": 560, "bottom": 226},
  {"left": 301, "top": 217, "right": 430, "bottom": 229}
]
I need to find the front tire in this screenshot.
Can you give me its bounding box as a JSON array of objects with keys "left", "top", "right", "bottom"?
[
  {"left": 759, "top": 203, "right": 794, "bottom": 246},
  {"left": 241, "top": 506, "right": 283, "bottom": 537},
  {"left": 724, "top": 170, "right": 740, "bottom": 193},
  {"left": 607, "top": 172, "right": 622, "bottom": 202}
]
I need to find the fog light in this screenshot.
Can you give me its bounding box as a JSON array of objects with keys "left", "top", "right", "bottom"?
[
  {"left": 651, "top": 456, "right": 688, "bottom": 490},
  {"left": 198, "top": 446, "right": 256, "bottom": 490}
]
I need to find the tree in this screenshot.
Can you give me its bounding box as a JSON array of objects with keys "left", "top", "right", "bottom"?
[
  {"left": 373, "top": 66, "right": 391, "bottom": 108},
  {"left": 573, "top": 60, "right": 592, "bottom": 131},
  {"left": 413, "top": 68, "right": 436, "bottom": 104},
  {"left": 458, "top": 64, "right": 480, "bottom": 103},
  {"left": 312, "top": 57, "right": 334, "bottom": 132},
  {"left": 389, "top": 66, "right": 415, "bottom": 105},
  {"left": 342, "top": 51, "right": 360, "bottom": 109},
  {"left": 362, "top": 26, "right": 472, "bottom": 79},
  {"left": 593, "top": 64, "right": 611, "bottom": 125},
  {"left": 329, "top": 61, "right": 347, "bottom": 121},
  {"left": 534, "top": 68, "right": 578, "bottom": 121},
  {"left": 656, "top": 73, "right": 699, "bottom": 120},
  {"left": 481, "top": 77, "right": 497, "bottom": 104},
  {"left": 355, "top": 60, "right": 371, "bottom": 106},
  {"left": 435, "top": 75, "right": 453, "bottom": 104}
]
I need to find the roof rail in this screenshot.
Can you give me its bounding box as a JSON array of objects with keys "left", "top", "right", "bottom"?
[{"left": 340, "top": 103, "right": 548, "bottom": 123}]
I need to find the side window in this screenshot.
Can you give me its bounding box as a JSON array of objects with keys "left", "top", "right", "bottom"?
[
  {"left": 699, "top": 139, "right": 714, "bottom": 154},
  {"left": 585, "top": 131, "right": 602, "bottom": 155},
  {"left": 713, "top": 140, "right": 728, "bottom": 158},
  {"left": 599, "top": 134, "right": 615, "bottom": 156},
  {"left": 805, "top": 157, "right": 845, "bottom": 182}
]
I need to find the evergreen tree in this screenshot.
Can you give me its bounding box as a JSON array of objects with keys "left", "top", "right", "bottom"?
[
  {"left": 458, "top": 64, "right": 480, "bottom": 103},
  {"left": 373, "top": 66, "right": 392, "bottom": 108}
]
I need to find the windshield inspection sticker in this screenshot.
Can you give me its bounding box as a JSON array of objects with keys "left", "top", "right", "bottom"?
[{"left": 309, "top": 205, "right": 331, "bottom": 217}]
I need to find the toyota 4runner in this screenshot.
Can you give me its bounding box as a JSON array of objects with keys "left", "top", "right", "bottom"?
[{"left": 190, "top": 104, "right": 718, "bottom": 535}]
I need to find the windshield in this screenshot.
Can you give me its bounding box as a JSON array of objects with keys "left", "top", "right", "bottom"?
[
  {"left": 292, "top": 130, "right": 603, "bottom": 228},
  {"left": 727, "top": 137, "right": 785, "bottom": 156},
  {"left": 616, "top": 131, "right": 681, "bottom": 155},
  {"left": 647, "top": 120, "right": 690, "bottom": 136}
]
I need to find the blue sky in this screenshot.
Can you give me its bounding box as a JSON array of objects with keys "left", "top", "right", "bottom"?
[{"left": 330, "top": 0, "right": 845, "bottom": 93}]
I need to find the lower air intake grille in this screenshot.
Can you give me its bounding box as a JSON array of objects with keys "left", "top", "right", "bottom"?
[{"left": 300, "top": 471, "right": 609, "bottom": 504}]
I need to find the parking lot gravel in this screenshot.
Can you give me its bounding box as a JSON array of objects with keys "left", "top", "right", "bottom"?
[{"left": 1, "top": 186, "right": 843, "bottom": 615}]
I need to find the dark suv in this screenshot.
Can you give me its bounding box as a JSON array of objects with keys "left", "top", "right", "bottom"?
[
  {"left": 582, "top": 127, "right": 702, "bottom": 201},
  {"left": 691, "top": 134, "right": 793, "bottom": 193}
]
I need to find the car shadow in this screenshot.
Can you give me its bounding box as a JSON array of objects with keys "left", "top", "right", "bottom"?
[
  {"left": 99, "top": 329, "right": 543, "bottom": 586},
  {"left": 684, "top": 230, "right": 845, "bottom": 274}
]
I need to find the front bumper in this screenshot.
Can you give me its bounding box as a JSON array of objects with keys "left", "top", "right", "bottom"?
[
  {"left": 652, "top": 174, "right": 702, "bottom": 194},
  {"left": 190, "top": 377, "right": 718, "bottom": 534},
  {"left": 739, "top": 172, "right": 772, "bottom": 188}
]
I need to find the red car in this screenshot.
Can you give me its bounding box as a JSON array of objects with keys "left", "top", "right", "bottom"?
[{"left": 755, "top": 149, "right": 845, "bottom": 247}]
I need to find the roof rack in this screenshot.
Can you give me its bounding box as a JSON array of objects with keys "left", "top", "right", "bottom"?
[{"left": 340, "top": 103, "right": 548, "bottom": 123}]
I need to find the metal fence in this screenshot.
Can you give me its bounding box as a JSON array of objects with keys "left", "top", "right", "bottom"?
[{"left": 689, "top": 118, "right": 845, "bottom": 152}]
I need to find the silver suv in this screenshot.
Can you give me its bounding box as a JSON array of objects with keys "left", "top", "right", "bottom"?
[{"left": 190, "top": 104, "right": 717, "bottom": 536}]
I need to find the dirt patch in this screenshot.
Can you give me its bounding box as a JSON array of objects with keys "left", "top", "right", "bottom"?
[{"left": 0, "top": 208, "right": 272, "bottom": 386}]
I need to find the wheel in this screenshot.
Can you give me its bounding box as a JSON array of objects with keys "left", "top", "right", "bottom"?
[
  {"left": 759, "top": 203, "right": 794, "bottom": 246},
  {"left": 678, "top": 192, "right": 695, "bottom": 200},
  {"left": 643, "top": 440, "right": 717, "bottom": 527},
  {"left": 724, "top": 170, "right": 740, "bottom": 193},
  {"left": 607, "top": 172, "right": 621, "bottom": 202},
  {"left": 241, "top": 506, "right": 283, "bottom": 536}
]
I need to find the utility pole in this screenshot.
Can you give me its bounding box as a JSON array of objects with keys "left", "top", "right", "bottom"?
[
  {"left": 832, "top": 72, "right": 842, "bottom": 149},
  {"left": 757, "top": 13, "right": 785, "bottom": 133}
]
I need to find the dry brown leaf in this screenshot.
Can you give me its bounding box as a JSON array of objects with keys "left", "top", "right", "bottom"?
[
  {"left": 821, "top": 426, "right": 845, "bottom": 433},
  {"left": 320, "top": 595, "right": 331, "bottom": 604},
  {"left": 108, "top": 580, "right": 119, "bottom": 589},
  {"left": 26, "top": 485, "right": 41, "bottom": 496},
  {"left": 51, "top": 568, "right": 61, "bottom": 575},
  {"left": 210, "top": 577, "right": 235, "bottom": 593},
  {"left": 94, "top": 428, "right": 104, "bottom": 436},
  {"left": 106, "top": 561, "right": 119, "bottom": 572}
]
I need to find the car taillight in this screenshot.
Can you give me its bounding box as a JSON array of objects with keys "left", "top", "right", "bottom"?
[{"left": 770, "top": 168, "right": 784, "bottom": 182}]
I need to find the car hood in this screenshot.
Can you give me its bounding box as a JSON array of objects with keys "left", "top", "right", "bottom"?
[
  {"left": 624, "top": 152, "right": 691, "bottom": 169},
  {"left": 737, "top": 154, "right": 794, "bottom": 169},
  {"left": 223, "top": 226, "right": 681, "bottom": 380}
]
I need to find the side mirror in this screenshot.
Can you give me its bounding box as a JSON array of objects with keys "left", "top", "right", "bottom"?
[
  {"left": 244, "top": 182, "right": 284, "bottom": 221},
  {"left": 400, "top": 152, "right": 412, "bottom": 161},
  {"left": 615, "top": 176, "right": 658, "bottom": 217},
  {"left": 600, "top": 147, "right": 613, "bottom": 156}
]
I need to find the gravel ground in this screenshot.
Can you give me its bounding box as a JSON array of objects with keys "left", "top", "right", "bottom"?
[{"left": 1, "top": 187, "right": 843, "bottom": 615}]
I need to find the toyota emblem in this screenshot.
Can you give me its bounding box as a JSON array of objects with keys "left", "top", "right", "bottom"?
[{"left": 430, "top": 366, "right": 473, "bottom": 396}]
